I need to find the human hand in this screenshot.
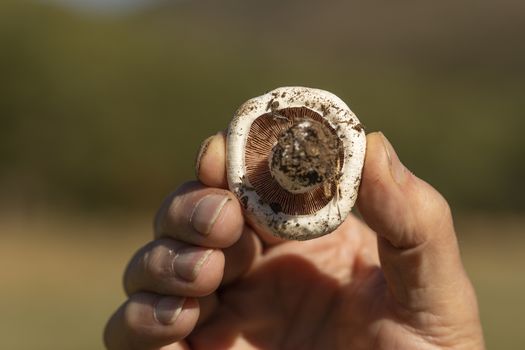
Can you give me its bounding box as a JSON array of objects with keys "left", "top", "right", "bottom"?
[{"left": 104, "top": 131, "right": 484, "bottom": 349}]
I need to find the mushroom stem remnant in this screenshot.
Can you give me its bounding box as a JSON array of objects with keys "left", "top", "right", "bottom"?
[
  {"left": 270, "top": 119, "right": 342, "bottom": 194},
  {"left": 227, "top": 87, "right": 366, "bottom": 240}
]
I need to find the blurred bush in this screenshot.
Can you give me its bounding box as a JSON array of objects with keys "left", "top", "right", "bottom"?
[{"left": 1, "top": 0, "right": 524, "bottom": 214}]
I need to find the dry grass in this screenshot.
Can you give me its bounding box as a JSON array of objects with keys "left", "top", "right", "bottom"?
[
  {"left": 0, "top": 212, "right": 523, "bottom": 349},
  {"left": 0, "top": 212, "right": 149, "bottom": 350},
  {"left": 457, "top": 215, "right": 525, "bottom": 349}
]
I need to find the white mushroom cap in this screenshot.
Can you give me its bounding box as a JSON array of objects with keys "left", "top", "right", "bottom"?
[{"left": 227, "top": 86, "right": 366, "bottom": 240}]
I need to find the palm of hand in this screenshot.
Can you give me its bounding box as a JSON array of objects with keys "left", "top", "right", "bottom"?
[{"left": 189, "top": 218, "right": 427, "bottom": 350}]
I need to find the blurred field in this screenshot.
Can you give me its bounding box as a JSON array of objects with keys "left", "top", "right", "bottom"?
[
  {"left": 457, "top": 216, "right": 525, "bottom": 349},
  {"left": 0, "top": 212, "right": 523, "bottom": 349},
  {"left": 0, "top": 212, "right": 149, "bottom": 350}
]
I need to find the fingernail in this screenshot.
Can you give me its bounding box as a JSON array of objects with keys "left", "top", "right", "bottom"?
[
  {"left": 190, "top": 194, "right": 230, "bottom": 235},
  {"left": 154, "top": 296, "right": 185, "bottom": 325},
  {"left": 173, "top": 247, "right": 214, "bottom": 281},
  {"left": 380, "top": 132, "right": 406, "bottom": 184},
  {"left": 194, "top": 134, "right": 216, "bottom": 178}
]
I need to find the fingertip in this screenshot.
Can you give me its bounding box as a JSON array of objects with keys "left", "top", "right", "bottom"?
[
  {"left": 358, "top": 131, "right": 454, "bottom": 248},
  {"left": 156, "top": 182, "right": 245, "bottom": 248},
  {"left": 104, "top": 293, "right": 199, "bottom": 349},
  {"left": 357, "top": 132, "right": 396, "bottom": 215},
  {"left": 187, "top": 189, "right": 245, "bottom": 247},
  {"left": 196, "top": 131, "right": 228, "bottom": 189},
  {"left": 357, "top": 132, "right": 416, "bottom": 248},
  {"left": 187, "top": 248, "right": 225, "bottom": 296},
  {"left": 358, "top": 132, "right": 405, "bottom": 197},
  {"left": 205, "top": 193, "right": 244, "bottom": 244},
  {"left": 124, "top": 238, "right": 226, "bottom": 298}
]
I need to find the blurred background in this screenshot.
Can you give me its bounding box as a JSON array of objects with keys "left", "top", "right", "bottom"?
[{"left": 0, "top": 0, "right": 524, "bottom": 348}]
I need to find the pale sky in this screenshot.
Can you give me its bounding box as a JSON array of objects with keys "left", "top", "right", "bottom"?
[{"left": 41, "top": 0, "right": 155, "bottom": 13}]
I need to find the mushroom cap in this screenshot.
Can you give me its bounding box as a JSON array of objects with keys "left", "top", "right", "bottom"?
[{"left": 227, "top": 86, "right": 366, "bottom": 240}]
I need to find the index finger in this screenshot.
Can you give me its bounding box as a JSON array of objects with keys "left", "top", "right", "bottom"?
[{"left": 195, "top": 131, "right": 284, "bottom": 246}]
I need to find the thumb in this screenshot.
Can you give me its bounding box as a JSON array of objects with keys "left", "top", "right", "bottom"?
[{"left": 357, "top": 132, "right": 475, "bottom": 314}]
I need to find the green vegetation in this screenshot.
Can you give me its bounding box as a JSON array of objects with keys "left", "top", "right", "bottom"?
[{"left": 1, "top": 0, "right": 524, "bottom": 213}]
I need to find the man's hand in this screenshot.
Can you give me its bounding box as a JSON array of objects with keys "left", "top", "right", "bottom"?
[{"left": 104, "top": 132, "right": 484, "bottom": 349}]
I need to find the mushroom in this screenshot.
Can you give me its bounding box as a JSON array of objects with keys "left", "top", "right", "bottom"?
[{"left": 226, "top": 86, "right": 366, "bottom": 240}]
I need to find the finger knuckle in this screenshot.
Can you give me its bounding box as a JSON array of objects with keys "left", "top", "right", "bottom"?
[
  {"left": 154, "top": 182, "right": 204, "bottom": 237},
  {"left": 144, "top": 244, "right": 174, "bottom": 281}
]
